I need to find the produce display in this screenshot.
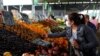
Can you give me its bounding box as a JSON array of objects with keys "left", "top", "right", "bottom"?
[
  {"left": 3, "top": 52, "right": 12, "bottom": 56},
  {"left": 44, "top": 37, "right": 68, "bottom": 48},
  {"left": 0, "top": 11, "right": 70, "bottom": 56},
  {"left": 50, "top": 26, "right": 65, "bottom": 33},
  {"left": 0, "top": 21, "right": 47, "bottom": 41},
  {"left": 38, "top": 19, "right": 58, "bottom": 27},
  {"left": 0, "top": 19, "right": 68, "bottom": 47}
]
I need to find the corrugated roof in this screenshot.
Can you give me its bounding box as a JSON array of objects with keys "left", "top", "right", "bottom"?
[{"left": 39, "top": 0, "right": 98, "bottom": 3}]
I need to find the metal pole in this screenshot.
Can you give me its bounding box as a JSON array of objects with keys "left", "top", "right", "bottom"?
[
  {"left": 0, "top": 0, "right": 4, "bottom": 10},
  {"left": 43, "top": 4, "right": 45, "bottom": 18},
  {"left": 95, "top": 0, "right": 98, "bottom": 17},
  {"left": 7, "top": 6, "right": 9, "bottom": 11},
  {"left": 32, "top": 0, "right": 35, "bottom": 22},
  {"left": 19, "top": 5, "right": 22, "bottom": 12}
]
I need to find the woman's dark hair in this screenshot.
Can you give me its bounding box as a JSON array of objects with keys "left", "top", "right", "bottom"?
[{"left": 68, "top": 13, "right": 85, "bottom": 26}]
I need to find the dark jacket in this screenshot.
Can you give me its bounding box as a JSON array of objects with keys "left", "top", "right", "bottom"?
[
  {"left": 87, "top": 22, "right": 96, "bottom": 33},
  {"left": 49, "top": 24, "right": 98, "bottom": 56}
]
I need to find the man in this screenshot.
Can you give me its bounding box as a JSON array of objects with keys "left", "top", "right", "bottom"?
[
  {"left": 90, "top": 16, "right": 98, "bottom": 29},
  {"left": 84, "top": 15, "right": 96, "bottom": 33}
]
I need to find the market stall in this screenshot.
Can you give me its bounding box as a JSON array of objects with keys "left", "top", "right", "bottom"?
[{"left": 1, "top": 0, "right": 100, "bottom": 56}]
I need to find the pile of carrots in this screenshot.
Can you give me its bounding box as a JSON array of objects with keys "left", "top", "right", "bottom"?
[{"left": 0, "top": 20, "right": 47, "bottom": 41}]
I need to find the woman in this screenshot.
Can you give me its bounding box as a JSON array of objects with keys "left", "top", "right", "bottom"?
[{"left": 46, "top": 13, "right": 98, "bottom": 56}]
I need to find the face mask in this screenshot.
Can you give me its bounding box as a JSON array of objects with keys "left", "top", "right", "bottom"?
[{"left": 65, "top": 21, "right": 71, "bottom": 27}]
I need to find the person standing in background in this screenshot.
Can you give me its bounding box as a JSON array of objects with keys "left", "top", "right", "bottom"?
[
  {"left": 90, "top": 16, "right": 98, "bottom": 29},
  {"left": 98, "top": 19, "right": 100, "bottom": 30},
  {"left": 84, "top": 15, "right": 96, "bottom": 33}
]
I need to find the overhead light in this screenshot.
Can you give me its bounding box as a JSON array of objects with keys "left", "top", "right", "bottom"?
[{"left": 90, "top": 0, "right": 93, "bottom": 2}]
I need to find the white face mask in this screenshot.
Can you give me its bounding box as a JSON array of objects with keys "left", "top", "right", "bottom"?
[{"left": 65, "top": 21, "right": 71, "bottom": 27}]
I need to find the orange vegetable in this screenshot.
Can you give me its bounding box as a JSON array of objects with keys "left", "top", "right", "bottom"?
[{"left": 44, "top": 37, "right": 68, "bottom": 47}]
